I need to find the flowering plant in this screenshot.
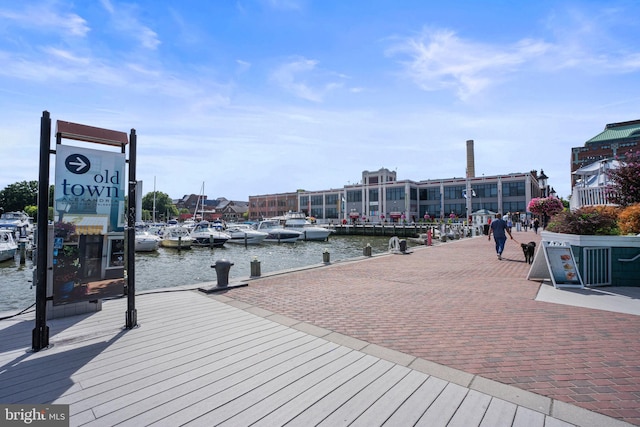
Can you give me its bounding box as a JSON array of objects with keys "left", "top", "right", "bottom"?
[
  {"left": 527, "top": 197, "right": 564, "bottom": 217},
  {"left": 546, "top": 206, "right": 620, "bottom": 235},
  {"left": 606, "top": 150, "right": 640, "bottom": 207}
]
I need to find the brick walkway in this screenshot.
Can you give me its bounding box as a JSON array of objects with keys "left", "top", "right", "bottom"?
[{"left": 224, "top": 231, "right": 640, "bottom": 426}]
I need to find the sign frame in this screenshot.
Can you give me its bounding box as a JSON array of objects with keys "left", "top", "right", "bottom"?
[{"left": 534, "top": 241, "right": 585, "bottom": 289}]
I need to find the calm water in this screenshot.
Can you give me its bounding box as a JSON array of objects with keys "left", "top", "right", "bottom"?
[{"left": 0, "top": 235, "right": 398, "bottom": 314}]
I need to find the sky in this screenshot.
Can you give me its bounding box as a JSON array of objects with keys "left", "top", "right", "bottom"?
[{"left": 1, "top": 0, "right": 640, "bottom": 202}]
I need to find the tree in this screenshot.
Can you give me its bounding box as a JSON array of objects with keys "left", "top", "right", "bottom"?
[
  {"left": 141, "top": 191, "right": 178, "bottom": 221},
  {"left": 606, "top": 149, "right": 640, "bottom": 207},
  {"left": 0, "top": 181, "right": 39, "bottom": 212}
]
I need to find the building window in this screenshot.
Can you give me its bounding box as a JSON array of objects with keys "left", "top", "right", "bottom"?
[
  {"left": 347, "top": 190, "right": 362, "bottom": 202},
  {"left": 502, "top": 181, "right": 525, "bottom": 197},
  {"left": 386, "top": 187, "right": 405, "bottom": 201},
  {"left": 369, "top": 189, "right": 378, "bottom": 202},
  {"left": 473, "top": 183, "right": 497, "bottom": 198},
  {"left": 444, "top": 185, "right": 465, "bottom": 200},
  {"left": 326, "top": 194, "right": 338, "bottom": 205},
  {"left": 325, "top": 207, "right": 338, "bottom": 218},
  {"left": 419, "top": 188, "right": 440, "bottom": 201},
  {"left": 410, "top": 188, "right": 417, "bottom": 200},
  {"left": 503, "top": 201, "right": 525, "bottom": 213}
]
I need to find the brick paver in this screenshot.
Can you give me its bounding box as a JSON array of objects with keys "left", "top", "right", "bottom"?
[{"left": 225, "top": 231, "right": 640, "bottom": 426}]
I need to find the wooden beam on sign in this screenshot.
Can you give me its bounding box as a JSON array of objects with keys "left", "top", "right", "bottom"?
[{"left": 56, "top": 120, "right": 129, "bottom": 147}]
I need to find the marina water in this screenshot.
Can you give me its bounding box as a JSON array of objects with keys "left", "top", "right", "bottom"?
[{"left": 1, "top": 235, "right": 396, "bottom": 314}]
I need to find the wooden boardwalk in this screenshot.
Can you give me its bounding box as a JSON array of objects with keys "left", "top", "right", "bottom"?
[{"left": 0, "top": 289, "right": 630, "bottom": 426}]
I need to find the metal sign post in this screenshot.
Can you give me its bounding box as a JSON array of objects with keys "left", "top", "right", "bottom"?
[
  {"left": 126, "top": 129, "right": 137, "bottom": 329},
  {"left": 32, "top": 111, "right": 52, "bottom": 352}
]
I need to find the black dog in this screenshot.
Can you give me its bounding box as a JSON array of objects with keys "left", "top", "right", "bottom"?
[{"left": 521, "top": 242, "right": 536, "bottom": 264}]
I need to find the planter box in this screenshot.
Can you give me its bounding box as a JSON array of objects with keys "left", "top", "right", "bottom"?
[{"left": 541, "top": 231, "right": 640, "bottom": 287}]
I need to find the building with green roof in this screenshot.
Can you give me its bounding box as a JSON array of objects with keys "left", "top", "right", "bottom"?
[{"left": 571, "top": 119, "right": 640, "bottom": 186}]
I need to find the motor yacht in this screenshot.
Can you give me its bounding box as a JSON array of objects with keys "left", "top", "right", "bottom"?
[
  {"left": 256, "top": 220, "right": 302, "bottom": 243},
  {"left": 225, "top": 224, "right": 268, "bottom": 245},
  {"left": 160, "top": 226, "right": 193, "bottom": 249},
  {"left": 0, "top": 229, "right": 18, "bottom": 262},
  {"left": 189, "top": 221, "right": 230, "bottom": 247},
  {"left": 283, "top": 212, "right": 333, "bottom": 241}
]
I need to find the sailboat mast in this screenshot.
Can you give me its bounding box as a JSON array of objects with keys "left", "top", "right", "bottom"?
[{"left": 152, "top": 176, "right": 156, "bottom": 223}]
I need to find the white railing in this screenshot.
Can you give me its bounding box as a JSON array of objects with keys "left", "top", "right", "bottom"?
[
  {"left": 570, "top": 186, "right": 616, "bottom": 210},
  {"left": 582, "top": 247, "right": 612, "bottom": 286}
]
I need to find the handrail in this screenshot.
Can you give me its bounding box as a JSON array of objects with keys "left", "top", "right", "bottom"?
[{"left": 618, "top": 253, "right": 640, "bottom": 262}]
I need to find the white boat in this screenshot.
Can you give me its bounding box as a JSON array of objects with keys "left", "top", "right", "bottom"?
[
  {"left": 256, "top": 220, "right": 302, "bottom": 243},
  {"left": 135, "top": 230, "right": 161, "bottom": 252},
  {"left": 160, "top": 226, "right": 193, "bottom": 249},
  {"left": 283, "top": 212, "right": 333, "bottom": 241},
  {"left": 190, "top": 221, "right": 230, "bottom": 247},
  {"left": 225, "top": 224, "right": 268, "bottom": 245},
  {"left": 0, "top": 211, "right": 34, "bottom": 239},
  {"left": 0, "top": 229, "right": 18, "bottom": 262}
]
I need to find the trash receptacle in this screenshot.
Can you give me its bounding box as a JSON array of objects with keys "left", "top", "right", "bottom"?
[
  {"left": 399, "top": 239, "right": 407, "bottom": 253},
  {"left": 483, "top": 224, "right": 490, "bottom": 235},
  {"left": 212, "top": 259, "right": 234, "bottom": 287}
]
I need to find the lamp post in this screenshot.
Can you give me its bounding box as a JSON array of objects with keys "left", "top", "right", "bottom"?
[
  {"left": 538, "top": 169, "right": 549, "bottom": 197},
  {"left": 55, "top": 197, "right": 71, "bottom": 222}
]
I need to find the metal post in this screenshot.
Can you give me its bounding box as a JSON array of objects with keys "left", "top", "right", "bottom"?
[
  {"left": 32, "top": 111, "right": 51, "bottom": 351},
  {"left": 125, "top": 129, "right": 137, "bottom": 329}
]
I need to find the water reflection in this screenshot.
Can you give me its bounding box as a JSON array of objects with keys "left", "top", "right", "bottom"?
[{"left": 1, "top": 236, "right": 394, "bottom": 313}]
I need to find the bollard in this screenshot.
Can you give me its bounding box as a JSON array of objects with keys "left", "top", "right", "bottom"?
[
  {"left": 363, "top": 243, "right": 372, "bottom": 257},
  {"left": 19, "top": 241, "right": 26, "bottom": 264},
  {"left": 322, "top": 249, "right": 330, "bottom": 263},
  {"left": 250, "top": 257, "right": 261, "bottom": 277},
  {"left": 211, "top": 259, "right": 234, "bottom": 287}
]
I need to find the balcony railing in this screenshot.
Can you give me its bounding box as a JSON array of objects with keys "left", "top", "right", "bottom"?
[{"left": 570, "top": 186, "right": 617, "bottom": 210}]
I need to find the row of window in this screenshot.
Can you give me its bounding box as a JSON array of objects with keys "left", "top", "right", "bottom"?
[{"left": 339, "top": 181, "right": 526, "bottom": 204}]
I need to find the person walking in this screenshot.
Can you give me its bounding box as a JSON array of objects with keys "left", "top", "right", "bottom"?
[
  {"left": 533, "top": 217, "right": 540, "bottom": 234},
  {"left": 488, "top": 213, "right": 513, "bottom": 260}
]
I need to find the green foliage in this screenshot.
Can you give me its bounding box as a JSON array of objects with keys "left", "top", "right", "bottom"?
[
  {"left": 0, "top": 180, "right": 39, "bottom": 212},
  {"left": 546, "top": 206, "right": 621, "bottom": 235},
  {"left": 24, "top": 205, "right": 38, "bottom": 221},
  {"left": 141, "top": 191, "right": 178, "bottom": 221}
]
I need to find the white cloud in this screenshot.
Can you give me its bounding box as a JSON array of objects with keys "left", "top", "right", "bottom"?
[
  {"left": 387, "top": 28, "right": 550, "bottom": 100},
  {"left": 100, "top": 0, "right": 161, "bottom": 50},
  {"left": 0, "top": 3, "right": 90, "bottom": 37},
  {"left": 270, "top": 57, "right": 345, "bottom": 102}
]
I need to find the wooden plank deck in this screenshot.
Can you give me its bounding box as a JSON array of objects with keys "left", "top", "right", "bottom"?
[{"left": 0, "top": 289, "right": 607, "bottom": 426}]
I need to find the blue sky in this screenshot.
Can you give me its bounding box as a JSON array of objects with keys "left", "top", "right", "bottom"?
[{"left": 1, "top": 0, "right": 639, "bottom": 202}]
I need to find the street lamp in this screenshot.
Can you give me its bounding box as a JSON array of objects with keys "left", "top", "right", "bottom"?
[
  {"left": 55, "top": 197, "right": 71, "bottom": 222},
  {"left": 538, "top": 170, "right": 549, "bottom": 197}
]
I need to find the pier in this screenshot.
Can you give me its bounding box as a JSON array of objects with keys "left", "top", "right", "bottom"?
[{"left": 329, "top": 222, "right": 482, "bottom": 239}]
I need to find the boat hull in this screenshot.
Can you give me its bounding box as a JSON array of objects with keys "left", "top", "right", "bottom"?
[
  {"left": 160, "top": 238, "right": 193, "bottom": 249},
  {"left": 192, "top": 237, "right": 228, "bottom": 247},
  {"left": 263, "top": 232, "right": 301, "bottom": 243},
  {"left": 293, "top": 228, "right": 332, "bottom": 241},
  {"left": 135, "top": 238, "right": 160, "bottom": 252},
  {"left": 0, "top": 248, "right": 16, "bottom": 262}
]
